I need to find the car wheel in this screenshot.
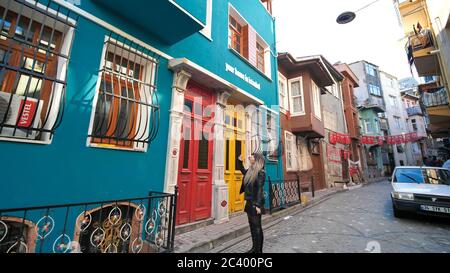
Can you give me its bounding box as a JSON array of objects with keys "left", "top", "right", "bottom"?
[{"left": 393, "top": 203, "right": 406, "bottom": 218}]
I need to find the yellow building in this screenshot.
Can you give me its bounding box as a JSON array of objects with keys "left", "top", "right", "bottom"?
[{"left": 395, "top": 0, "right": 450, "bottom": 137}]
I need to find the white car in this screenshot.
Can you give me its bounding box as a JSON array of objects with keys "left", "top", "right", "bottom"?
[{"left": 391, "top": 166, "right": 450, "bottom": 218}]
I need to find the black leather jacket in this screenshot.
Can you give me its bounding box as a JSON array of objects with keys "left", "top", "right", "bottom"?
[{"left": 237, "top": 160, "right": 266, "bottom": 209}]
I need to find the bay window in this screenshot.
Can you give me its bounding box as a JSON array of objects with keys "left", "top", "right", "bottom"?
[
  {"left": 0, "top": 0, "right": 75, "bottom": 143},
  {"left": 88, "top": 37, "right": 159, "bottom": 151}
]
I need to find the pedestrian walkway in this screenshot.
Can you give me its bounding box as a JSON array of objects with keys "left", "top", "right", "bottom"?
[{"left": 174, "top": 186, "right": 359, "bottom": 253}]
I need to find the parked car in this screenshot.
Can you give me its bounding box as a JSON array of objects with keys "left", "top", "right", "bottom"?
[{"left": 391, "top": 166, "right": 450, "bottom": 218}]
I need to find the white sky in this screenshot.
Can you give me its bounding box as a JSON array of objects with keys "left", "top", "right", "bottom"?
[{"left": 273, "top": 0, "right": 413, "bottom": 79}]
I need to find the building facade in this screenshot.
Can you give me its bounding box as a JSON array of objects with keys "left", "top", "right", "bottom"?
[
  {"left": 278, "top": 53, "right": 336, "bottom": 192},
  {"left": 349, "top": 61, "right": 387, "bottom": 179},
  {"left": 0, "top": 0, "right": 282, "bottom": 253},
  {"left": 380, "top": 71, "right": 415, "bottom": 169},
  {"left": 395, "top": 0, "right": 450, "bottom": 138},
  {"left": 335, "top": 63, "right": 365, "bottom": 179},
  {"left": 320, "top": 61, "right": 348, "bottom": 187}
]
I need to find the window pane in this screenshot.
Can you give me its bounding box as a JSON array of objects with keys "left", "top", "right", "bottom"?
[
  {"left": 183, "top": 139, "right": 190, "bottom": 169},
  {"left": 291, "top": 81, "right": 301, "bottom": 96},
  {"left": 293, "top": 97, "right": 303, "bottom": 113},
  {"left": 15, "top": 75, "right": 42, "bottom": 97},
  {"left": 225, "top": 139, "right": 230, "bottom": 171},
  {"left": 235, "top": 140, "right": 242, "bottom": 170},
  {"left": 198, "top": 137, "right": 209, "bottom": 169}
]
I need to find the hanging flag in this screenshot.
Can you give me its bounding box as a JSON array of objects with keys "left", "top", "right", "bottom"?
[
  {"left": 378, "top": 136, "right": 384, "bottom": 145},
  {"left": 329, "top": 131, "right": 337, "bottom": 145},
  {"left": 404, "top": 133, "right": 411, "bottom": 143},
  {"left": 361, "top": 136, "right": 368, "bottom": 144}
]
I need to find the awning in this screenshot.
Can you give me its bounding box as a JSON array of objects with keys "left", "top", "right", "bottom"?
[{"left": 92, "top": 0, "right": 205, "bottom": 45}]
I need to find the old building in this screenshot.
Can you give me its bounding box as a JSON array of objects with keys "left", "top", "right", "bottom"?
[
  {"left": 0, "top": 0, "right": 281, "bottom": 253},
  {"left": 334, "top": 63, "right": 365, "bottom": 180},
  {"left": 349, "top": 61, "right": 387, "bottom": 179},
  {"left": 395, "top": 0, "right": 450, "bottom": 138},
  {"left": 278, "top": 53, "right": 344, "bottom": 191},
  {"left": 380, "top": 71, "right": 416, "bottom": 169}
]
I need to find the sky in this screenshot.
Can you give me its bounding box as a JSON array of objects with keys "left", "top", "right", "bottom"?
[{"left": 272, "top": 0, "right": 413, "bottom": 80}]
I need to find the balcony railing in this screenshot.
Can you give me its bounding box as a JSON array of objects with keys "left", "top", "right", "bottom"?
[
  {"left": 360, "top": 96, "right": 385, "bottom": 112},
  {"left": 406, "top": 106, "right": 423, "bottom": 116},
  {"left": 408, "top": 29, "right": 435, "bottom": 52},
  {"left": 0, "top": 189, "right": 178, "bottom": 253},
  {"left": 421, "top": 87, "right": 449, "bottom": 108}
]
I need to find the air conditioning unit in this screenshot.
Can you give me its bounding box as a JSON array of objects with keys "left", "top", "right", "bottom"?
[{"left": 0, "top": 91, "right": 43, "bottom": 140}]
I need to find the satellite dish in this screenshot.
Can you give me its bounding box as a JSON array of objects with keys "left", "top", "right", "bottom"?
[{"left": 336, "top": 11, "right": 356, "bottom": 24}]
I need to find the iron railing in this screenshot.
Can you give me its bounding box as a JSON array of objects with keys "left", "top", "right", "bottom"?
[
  {"left": 421, "top": 87, "right": 449, "bottom": 108},
  {"left": 0, "top": 188, "right": 178, "bottom": 253},
  {"left": 406, "top": 105, "right": 423, "bottom": 116},
  {"left": 0, "top": 0, "right": 78, "bottom": 142},
  {"left": 268, "top": 177, "right": 301, "bottom": 214},
  {"left": 88, "top": 34, "right": 161, "bottom": 149}
]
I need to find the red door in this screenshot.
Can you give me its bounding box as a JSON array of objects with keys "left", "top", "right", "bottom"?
[{"left": 176, "top": 82, "right": 214, "bottom": 225}]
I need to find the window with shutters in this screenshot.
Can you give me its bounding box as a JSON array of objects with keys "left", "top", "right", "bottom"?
[
  {"left": 228, "top": 4, "right": 271, "bottom": 78},
  {"left": 0, "top": 0, "right": 76, "bottom": 144}
]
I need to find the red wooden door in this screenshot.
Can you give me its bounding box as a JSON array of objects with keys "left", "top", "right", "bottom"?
[{"left": 176, "top": 82, "right": 214, "bottom": 225}]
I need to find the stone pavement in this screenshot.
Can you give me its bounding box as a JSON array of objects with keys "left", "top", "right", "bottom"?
[
  {"left": 217, "top": 180, "right": 450, "bottom": 253},
  {"left": 174, "top": 184, "right": 364, "bottom": 253}
]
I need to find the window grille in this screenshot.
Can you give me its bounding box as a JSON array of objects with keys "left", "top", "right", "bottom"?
[
  {"left": 0, "top": 0, "right": 77, "bottom": 142},
  {"left": 88, "top": 34, "right": 160, "bottom": 150}
]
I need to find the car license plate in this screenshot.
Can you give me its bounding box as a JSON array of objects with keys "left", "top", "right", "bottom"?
[{"left": 420, "top": 205, "right": 450, "bottom": 214}]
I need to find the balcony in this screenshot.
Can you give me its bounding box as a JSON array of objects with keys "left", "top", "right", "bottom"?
[
  {"left": 421, "top": 86, "right": 449, "bottom": 108},
  {"left": 406, "top": 29, "right": 441, "bottom": 77},
  {"left": 92, "top": 0, "right": 205, "bottom": 44},
  {"left": 360, "top": 96, "right": 385, "bottom": 113},
  {"left": 406, "top": 106, "right": 423, "bottom": 116}
]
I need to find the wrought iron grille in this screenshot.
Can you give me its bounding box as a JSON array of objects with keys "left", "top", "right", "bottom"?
[
  {"left": 268, "top": 177, "right": 301, "bottom": 214},
  {"left": 88, "top": 34, "right": 160, "bottom": 149},
  {"left": 0, "top": 188, "right": 178, "bottom": 253},
  {"left": 0, "top": 0, "right": 77, "bottom": 142}
]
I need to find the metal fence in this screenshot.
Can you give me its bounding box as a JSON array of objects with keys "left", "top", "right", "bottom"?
[
  {"left": 268, "top": 177, "right": 301, "bottom": 214},
  {"left": 0, "top": 188, "right": 178, "bottom": 253}
]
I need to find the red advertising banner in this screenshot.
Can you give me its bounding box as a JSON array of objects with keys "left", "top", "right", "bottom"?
[{"left": 16, "top": 99, "right": 38, "bottom": 128}]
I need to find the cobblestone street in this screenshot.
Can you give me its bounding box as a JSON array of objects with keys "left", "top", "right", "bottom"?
[{"left": 218, "top": 181, "right": 450, "bottom": 253}]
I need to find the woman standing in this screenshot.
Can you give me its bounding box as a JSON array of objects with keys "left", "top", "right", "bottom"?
[{"left": 237, "top": 153, "right": 266, "bottom": 253}]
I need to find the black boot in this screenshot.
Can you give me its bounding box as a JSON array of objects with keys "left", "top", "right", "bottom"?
[{"left": 246, "top": 225, "right": 256, "bottom": 253}]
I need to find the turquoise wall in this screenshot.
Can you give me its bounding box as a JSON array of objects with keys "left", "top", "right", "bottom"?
[{"left": 0, "top": 0, "right": 282, "bottom": 210}]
